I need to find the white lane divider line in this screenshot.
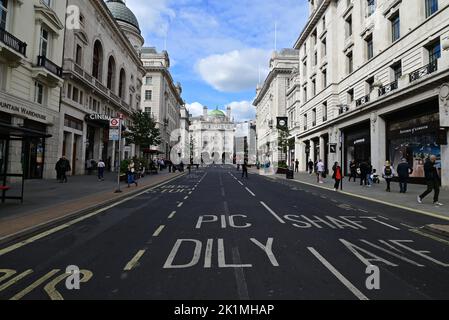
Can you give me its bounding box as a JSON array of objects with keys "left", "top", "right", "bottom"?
[
  {"left": 124, "top": 250, "right": 146, "bottom": 271},
  {"left": 260, "top": 201, "right": 285, "bottom": 224},
  {"left": 377, "top": 215, "right": 389, "bottom": 220},
  {"left": 238, "top": 181, "right": 244, "bottom": 186},
  {"left": 168, "top": 211, "right": 176, "bottom": 219},
  {"left": 184, "top": 196, "right": 189, "bottom": 200},
  {"left": 177, "top": 202, "right": 184, "bottom": 208},
  {"left": 400, "top": 223, "right": 415, "bottom": 229},
  {"left": 188, "top": 191, "right": 192, "bottom": 195},
  {"left": 152, "top": 225, "right": 165, "bottom": 237},
  {"left": 245, "top": 187, "right": 256, "bottom": 197},
  {"left": 358, "top": 209, "right": 369, "bottom": 213},
  {"left": 308, "top": 247, "right": 369, "bottom": 301}
]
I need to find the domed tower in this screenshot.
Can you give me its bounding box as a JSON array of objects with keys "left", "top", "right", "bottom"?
[{"left": 105, "top": 0, "right": 144, "bottom": 54}]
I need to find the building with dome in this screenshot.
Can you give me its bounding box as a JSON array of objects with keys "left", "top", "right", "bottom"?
[
  {"left": 188, "top": 106, "right": 235, "bottom": 164},
  {"left": 59, "top": 0, "right": 145, "bottom": 175}
]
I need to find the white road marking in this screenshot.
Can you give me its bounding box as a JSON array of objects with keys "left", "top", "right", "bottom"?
[
  {"left": 377, "top": 215, "right": 390, "bottom": 220},
  {"left": 168, "top": 211, "right": 176, "bottom": 219},
  {"left": 177, "top": 202, "right": 184, "bottom": 208},
  {"left": 308, "top": 247, "right": 369, "bottom": 301},
  {"left": 124, "top": 250, "right": 146, "bottom": 271},
  {"left": 184, "top": 196, "right": 189, "bottom": 200},
  {"left": 152, "top": 225, "right": 165, "bottom": 237},
  {"left": 358, "top": 209, "right": 369, "bottom": 213},
  {"left": 400, "top": 223, "right": 415, "bottom": 229},
  {"left": 260, "top": 201, "right": 285, "bottom": 224},
  {"left": 245, "top": 187, "right": 256, "bottom": 197},
  {"left": 10, "top": 269, "right": 60, "bottom": 300},
  {"left": 238, "top": 181, "right": 244, "bottom": 186},
  {"left": 0, "top": 270, "right": 33, "bottom": 293},
  {"left": 188, "top": 191, "right": 192, "bottom": 195}
]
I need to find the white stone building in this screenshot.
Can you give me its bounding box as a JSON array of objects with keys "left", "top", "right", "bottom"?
[
  {"left": 254, "top": 49, "right": 299, "bottom": 166},
  {"left": 189, "top": 107, "right": 235, "bottom": 164},
  {"left": 60, "top": 0, "right": 145, "bottom": 175},
  {"left": 284, "top": 0, "right": 449, "bottom": 187},
  {"left": 140, "top": 47, "right": 184, "bottom": 160},
  {"left": 0, "top": 0, "right": 66, "bottom": 179}
]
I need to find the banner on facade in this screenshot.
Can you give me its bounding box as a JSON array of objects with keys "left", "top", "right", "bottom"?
[{"left": 277, "top": 117, "right": 288, "bottom": 130}]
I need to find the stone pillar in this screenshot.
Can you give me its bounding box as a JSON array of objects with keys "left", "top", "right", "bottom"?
[
  {"left": 296, "top": 139, "right": 306, "bottom": 171},
  {"left": 66, "top": 132, "right": 74, "bottom": 176},
  {"left": 309, "top": 139, "right": 315, "bottom": 163},
  {"left": 439, "top": 82, "right": 449, "bottom": 189},
  {"left": 370, "top": 112, "right": 386, "bottom": 175},
  {"left": 94, "top": 128, "right": 101, "bottom": 161},
  {"left": 319, "top": 136, "right": 325, "bottom": 161}
]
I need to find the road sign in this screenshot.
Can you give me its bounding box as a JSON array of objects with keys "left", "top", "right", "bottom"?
[
  {"left": 110, "top": 118, "right": 120, "bottom": 128},
  {"left": 109, "top": 128, "right": 119, "bottom": 141}
]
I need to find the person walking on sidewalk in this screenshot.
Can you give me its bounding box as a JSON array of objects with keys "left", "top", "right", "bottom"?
[
  {"left": 55, "top": 156, "right": 71, "bottom": 183},
  {"left": 397, "top": 158, "right": 413, "bottom": 193},
  {"left": 332, "top": 162, "right": 342, "bottom": 191},
  {"left": 418, "top": 155, "right": 443, "bottom": 206},
  {"left": 349, "top": 160, "right": 357, "bottom": 182},
  {"left": 359, "top": 161, "right": 369, "bottom": 186},
  {"left": 242, "top": 161, "right": 249, "bottom": 179},
  {"left": 316, "top": 159, "right": 325, "bottom": 184},
  {"left": 295, "top": 159, "right": 299, "bottom": 173},
  {"left": 97, "top": 159, "right": 105, "bottom": 181},
  {"left": 382, "top": 161, "right": 396, "bottom": 192},
  {"left": 308, "top": 159, "right": 314, "bottom": 175},
  {"left": 127, "top": 160, "right": 138, "bottom": 188}
]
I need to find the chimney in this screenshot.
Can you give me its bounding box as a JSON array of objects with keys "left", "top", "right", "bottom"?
[
  {"left": 226, "top": 106, "right": 231, "bottom": 120},
  {"left": 203, "top": 106, "right": 208, "bottom": 117}
]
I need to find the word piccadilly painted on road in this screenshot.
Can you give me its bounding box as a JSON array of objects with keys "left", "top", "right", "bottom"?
[{"left": 163, "top": 238, "right": 278, "bottom": 269}]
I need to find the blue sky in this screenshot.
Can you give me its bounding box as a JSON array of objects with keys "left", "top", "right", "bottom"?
[{"left": 126, "top": 0, "right": 308, "bottom": 121}]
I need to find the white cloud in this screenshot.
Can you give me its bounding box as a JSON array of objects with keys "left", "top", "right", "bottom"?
[
  {"left": 126, "top": 0, "right": 175, "bottom": 37},
  {"left": 227, "top": 101, "right": 256, "bottom": 122},
  {"left": 196, "top": 49, "right": 270, "bottom": 92},
  {"left": 185, "top": 102, "right": 205, "bottom": 117}
]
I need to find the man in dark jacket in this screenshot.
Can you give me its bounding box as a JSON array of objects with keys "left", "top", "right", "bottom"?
[
  {"left": 397, "top": 158, "right": 413, "bottom": 193},
  {"left": 359, "top": 161, "right": 369, "bottom": 186},
  {"left": 418, "top": 155, "right": 442, "bottom": 206},
  {"left": 55, "top": 156, "right": 71, "bottom": 183}
]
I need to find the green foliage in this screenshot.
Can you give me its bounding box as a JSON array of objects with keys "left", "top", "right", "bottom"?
[
  {"left": 124, "top": 110, "right": 161, "bottom": 149},
  {"left": 277, "top": 160, "right": 288, "bottom": 169}
]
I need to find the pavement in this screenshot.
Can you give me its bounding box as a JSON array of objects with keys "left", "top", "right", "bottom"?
[
  {"left": 0, "top": 165, "right": 449, "bottom": 300},
  {"left": 0, "top": 170, "right": 185, "bottom": 244}
]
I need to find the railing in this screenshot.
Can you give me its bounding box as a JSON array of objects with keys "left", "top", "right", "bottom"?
[
  {"left": 356, "top": 94, "right": 370, "bottom": 107},
  {"left": 0, "top": 27, "right": 27, "bottom": 56},
  {"left": 409, "top": 61, "right": 438, "bottom": 82},
  {"left": 37, "top": 55, "right": 62, "bottom": 77},
  {"left": 378, "top": 80, "right": 398, "bottom": 97},
  {"left": 94, "top": 79, "right": 108, "bottom": 94},
  {"left": 74, "top": 63, "right": 84, "bottom": 76}
]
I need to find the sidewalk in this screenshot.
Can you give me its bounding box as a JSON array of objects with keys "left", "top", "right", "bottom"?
[
  {"left": 0, "top": 170, "right": 184, "bottom": 243},
  {"left": 253, "top": 168, "right": 449, "bottom": 220}
]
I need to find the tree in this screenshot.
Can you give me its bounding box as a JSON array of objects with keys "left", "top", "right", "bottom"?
[
  {"left": 277, "top": 127, "right": 294, "bottom": 168},
  {"left": 125, "top": 110, "right": 161, "bottom": 151}
]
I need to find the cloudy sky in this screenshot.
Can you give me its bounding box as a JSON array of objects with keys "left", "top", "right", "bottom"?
[{"left": 126, "top": 0, "right": 308, "bottom": 122}]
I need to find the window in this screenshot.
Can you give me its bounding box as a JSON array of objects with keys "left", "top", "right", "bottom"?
[
  {"left": 39, "top": 27, "right": 49, "bottom": 57},
  {"left": 366, "top": 35, "right": 374, "bottom": 60},
  {"left": 366, "top": 77, "right": 374, "bottom": 94},
  {"left": 303, "top": 86, "right": 308, "bottom": 103},
  {"left": 322, "top": 16, "right": 326, "bottom": 30},
  {"left": 347, "top": 89, "right": 354, "bottom": 103},
  {"left": 72, "top": 87, "right": 79, "bottom": 103},
  {"left": 303, "top": 61, "right": 307, "bottom": 77},
  {"left": 322, "top": 38, "right": 327, "bottom": 57},
  {"left": 303, "top": 114, "right": 308, "bottom": 130},
  {"left": 145, "top": 90, "right": 152, "bottom": 101},
  {"left": 322, "top": 102, "right": 328, "bottom": 121},
  {"left": 428, "top": 41, "right": 441, "bottom": 64},
  {"left": 391, "top": 14, "right": 400, "bottom": 42},
  {"left": 392, "top": 62, "right": 402, "bottom": 81},
  {"left": 322, "top": 69, "right": 327, "bottom": 88},
  {"left": 313, "top": 51, "right": 318, "bottom": 66},
  {"left": 145, "top": 76, "right": 152, "bottom": 85},
  {"left": 312, "top": 108, "right": 317, "bottom": 126},
  {"left": 118, "top": 68, "right": 126, "bottom": 98},
  {"left": 129, "top": 94, "right": 133, "bottom": 107},
  {"left": 367, "top": 0, "right": 376, "bottom": 16},
  {"left": 34, "top": 82, "right": 44, "bottom": 104},
  {"left": 92, "top": 40, "right": 103, "bottom": 81},
  {"left": 75, "top": 44, "right": 82, "bottom": 66},
  {"left": 346, "top": 15, "right": 352, "bottom": 38},
  {"left": 0, "top": 0, "right": 8, "bottom": 30},
  {"left": 67, "top": 83, "right": 72, "bottom": 99},
  {"left": 41, "top": 0, "right": 51, "bottom": 7},
  {"left": 312, "top": 79, "right": 316, "bottom": 96},
  {"left": 107, "top": 56, "right": 116, "bottom": 91},
  {"left": 79, "top": 91, "right": 83, "bottom": 105},
  {"left": 0, "top": 64, "right": 6, "bottom": 90},
  {"left": 346, "top": 51, "right": 353, "bottom": 74},
  {"left": 425, "top": 0, "right": 438, "bottom": 17},
  {"left": 145, "top": 107, "right": 151, "bottom": 114}
]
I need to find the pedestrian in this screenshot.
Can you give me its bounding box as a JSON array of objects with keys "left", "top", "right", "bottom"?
[
  {"left": 366, "top": 162, "right": 373, "bottom": 187},
  {"left": 397, "top": 158, "right": 413, "bottom": 193},
  {"left": 316, "top": 159, "right": 325, "bottom": 184},
  {"left": 127, "top": 160, "right": 138, "bottom": 187},
  {"left": 295, "top": 159, "right": 299, "bottom": 173},
  {"left": 242, "top": 161, "right": 248, "bottom": 179},
  {"left": 382, "top": 160, "right": 396, "bottom": 192},
  {"left": 55, "top": 156, "right": 70, "bottom": 183},
  {"left": 97, "top": 159, "right": 105, "bottom": 181},
  {"left": 359, "top": 161, "right": 369, "bottom": 186},
  {"left": 332, "top": 161, "right": 342, "bottom": 191},
  {"left": 418, "top": 155, "right": 443, "bottom": 206},
  {"left": 308, "top": 159, "right": 314, "bottom": 175},
  {"left": 349, "top": 160, "right": 357, "bottom": 182}
]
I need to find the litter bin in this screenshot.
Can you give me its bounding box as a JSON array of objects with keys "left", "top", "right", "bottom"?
[{"left": 286, "top": 168, "right": 294, "bottom": 179}]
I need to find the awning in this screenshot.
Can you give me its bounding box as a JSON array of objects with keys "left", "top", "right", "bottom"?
[{"left": 0, "top": 123, "right": 52, "bottom": 139}]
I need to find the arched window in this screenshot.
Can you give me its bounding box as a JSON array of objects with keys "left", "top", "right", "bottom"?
[
  {"left": 107, "top": 56, "right": 116, "bottom": 91},
  {"left": 118, "top": 68, "right": 126, "bottom": 98},
  {"left": 92, "top": 40, "right": 103, "bottom": 81}
]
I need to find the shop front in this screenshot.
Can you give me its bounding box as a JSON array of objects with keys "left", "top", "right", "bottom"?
[
  {"left": 343, "top": 122, "right": 371, "bottom": 175},
  {"left": 386, "top": 101, "right": 442, "bottom": 183}
]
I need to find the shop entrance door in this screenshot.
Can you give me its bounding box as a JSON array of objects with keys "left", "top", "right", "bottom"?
[
  {"left": 23, "top": 138, "right": 45, "bottom": 179},
  {"left": 0, "top": 138, "right": 6, "bottom": 175}
]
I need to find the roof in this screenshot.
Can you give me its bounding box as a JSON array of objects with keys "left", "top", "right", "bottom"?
[
  {"left": 209, "top": 109, "right": 226, "bottom": 117},
  {"left": 105, "top": 0, "right": 140, "bottom": 31}
]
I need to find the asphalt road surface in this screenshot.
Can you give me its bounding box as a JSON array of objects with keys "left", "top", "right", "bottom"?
[{"left": 1, "top": 165, "right": 449, "bottom": 300}]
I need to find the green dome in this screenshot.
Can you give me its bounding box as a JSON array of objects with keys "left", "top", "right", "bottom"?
[
  {"left": 209, "top": 109, "right": 226, "bottom": 117},
  {"left": 106, "top": 0, "right": 140, "bottom": 31}
]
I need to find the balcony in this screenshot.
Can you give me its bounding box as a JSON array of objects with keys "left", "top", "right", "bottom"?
[
  {"left": 37, "top": 56, "right": 63, "bottom": 77},
  {"left": 409, "top": 61, "right": 438, "bottom": 83},
  {"left": 356, "top": 94, "right": 370, "bottom": 107},
  {"left": 0, "top": 27, "right": 27, "bottom": 64},
  {"left": 378, "top": 80, "right": 398, "bottom": 97}
]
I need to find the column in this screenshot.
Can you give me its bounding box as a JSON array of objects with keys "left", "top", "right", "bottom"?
[
  {"left": 296, "top": 139, "right": 306, "bottom": 171},
  {"left": 441, "top": 130, "right": 449, "bottom": 189},
  {"left": 309, "top": 139, "right": 315, "bottom": 163},
  {"left": 319, "top": 136, "right": 325, "bottom": 161},
  {"left": 370, "top": 112, "right": 386, "bottom": 176}
]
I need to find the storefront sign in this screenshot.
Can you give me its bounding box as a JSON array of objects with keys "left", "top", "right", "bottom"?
[
  {"left": 86, "top": 114, "right": 111, "bottom": 122},
  {"left": 399, "top": 125, "right": 429, "bottom": 135},
  {"left": 0, "top": 101, "right": 47, "bottom": 121},
  {"left": 353, "top": 138, "right": 366, "bottom": 145}
]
